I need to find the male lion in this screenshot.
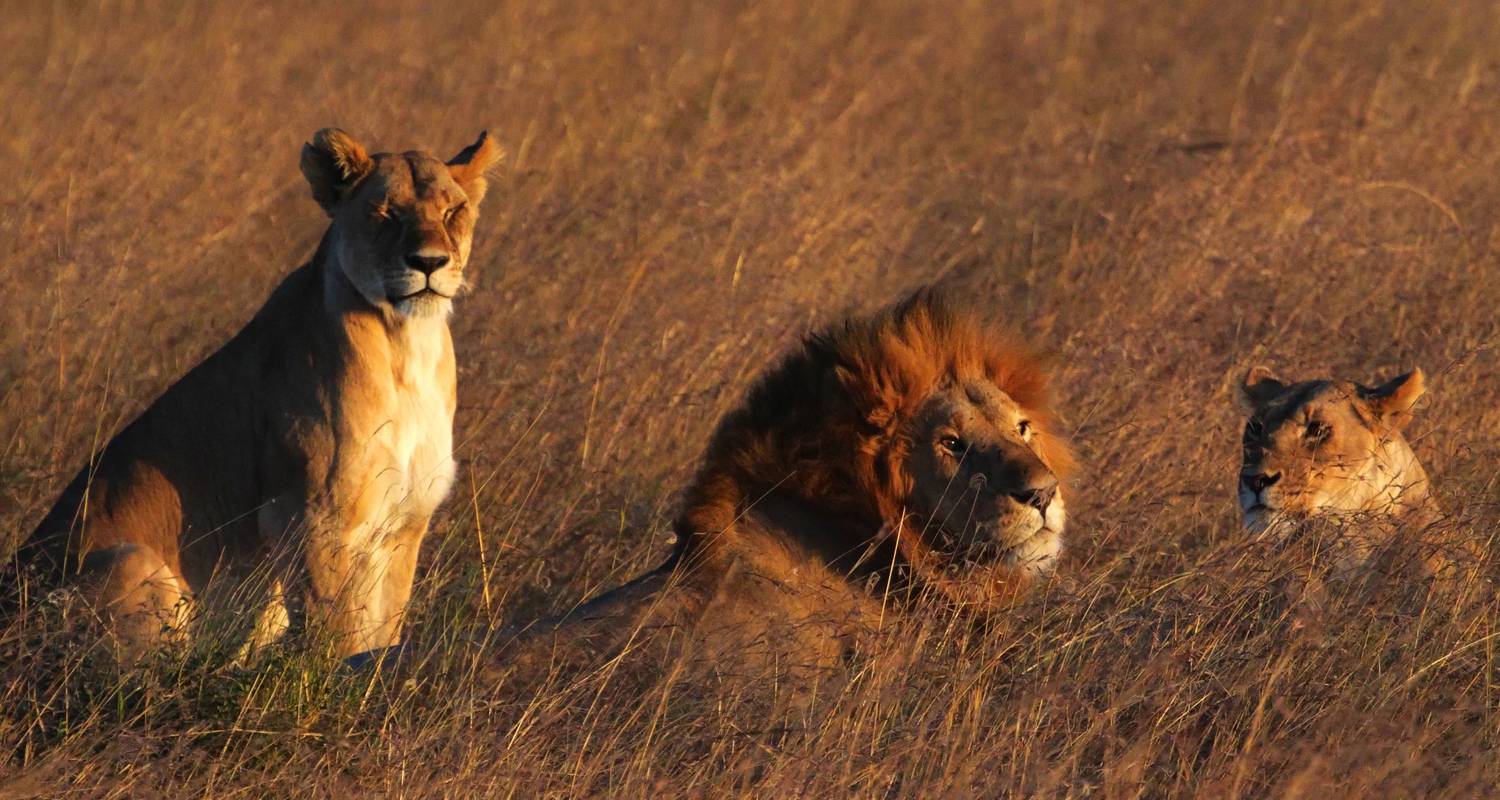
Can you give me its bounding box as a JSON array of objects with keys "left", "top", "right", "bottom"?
[
  {"left": 1235, "top": 366, "right": 1475, "bottom": 584},
  {"left": 512, "top": 291, "right": 1076, "bottom": 673},
  {"left": 12, "top": 128, "right": 504, "bottom": 659}
]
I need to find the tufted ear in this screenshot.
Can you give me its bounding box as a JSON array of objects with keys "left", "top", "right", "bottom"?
[
  {"left": 447, "top": 130, "right": 505, "bottom": 206},
  {"left": 830, "top": 366, "right": 879, "bottom": 432},
  {"left": 300, "top": 128, "right": 374, "bottom": 216},
  {"left": 1359, "top": 368, "right": 1426, "bottom": 429},
  {"left": 1236, "top": 365, "right": 1286, "bottom": 411}
]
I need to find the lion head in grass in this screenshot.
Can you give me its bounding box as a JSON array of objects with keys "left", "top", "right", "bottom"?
[
  {"left": 1235, "top": 366, "right": 1433, "bottom": 534},
  {"left": 1232, "top": 366, "right": 1482, "bottom": 588},
  {"left": 671, "top": 289, "right": 1077, "bottom": 609}
]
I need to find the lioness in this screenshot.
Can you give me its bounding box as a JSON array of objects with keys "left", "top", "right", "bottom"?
[
  {"left": 13, "top": 128, "right": 503, "bottom": 659},
  {"left": 1235, "top": 366, "right": 1471, "bottom": 583},
  {"left": 510, "top": 291, "right": 1076, "bottom": 673}
]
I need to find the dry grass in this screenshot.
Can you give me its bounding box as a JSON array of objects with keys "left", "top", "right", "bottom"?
[{"left": 3, "top": 0, "right": 1500, "bottom": 796}]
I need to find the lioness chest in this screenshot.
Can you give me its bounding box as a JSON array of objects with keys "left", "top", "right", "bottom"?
[
  {"left": 308, "top": 313, "right": 458, "bottom": 550},
  {"left": 359, "top": 316, "right": 457, "bottom": 528}
]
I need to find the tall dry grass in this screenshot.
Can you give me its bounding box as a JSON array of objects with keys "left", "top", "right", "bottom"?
[{"left": 2, "top": 0, "right": 1499, "bottom": 795}]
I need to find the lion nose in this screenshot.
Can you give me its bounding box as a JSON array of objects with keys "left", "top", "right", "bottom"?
[
  {"left": 405, "top": 253, "right": 450, "bottom": 274},
  {"left": 1241, "top": 471, "right": 1281, "bottom": 494},
  {"left": 1010, "top": 482, "right": 1057, "bottom": 512}
]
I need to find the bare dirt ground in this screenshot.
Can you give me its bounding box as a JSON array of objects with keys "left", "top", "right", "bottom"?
[{"left": 2, "top": 0, "right": 1499, "bottom": 796}]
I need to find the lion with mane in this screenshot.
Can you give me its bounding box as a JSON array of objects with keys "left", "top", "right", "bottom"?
[{"left": 511, "top": 290, "right": 1076, "bottom": 672}]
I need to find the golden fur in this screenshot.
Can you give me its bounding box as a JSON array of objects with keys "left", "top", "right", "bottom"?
[
  {"left": 514, "top": 291, "right": 1076, "bottom": 672},
  {"left": 14, "top": 128, "right": 503, "bottom": 659},
  {"left": 1235, "top": 366, "right": 1474, "bottom": 583}
]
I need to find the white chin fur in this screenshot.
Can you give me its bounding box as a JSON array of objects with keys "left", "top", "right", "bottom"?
[
  {"left": 1006, "top": 528, "right": 1060, "bottom": 577},
  {"left": 1242, "top": 508, "right": 1298, "bottom": 540},
  {"left": 1242, "top": 509, "right": 1270, "bottom": 535},
  {"left": 396, "top": 294, "right": 454, "bottom": 318}
]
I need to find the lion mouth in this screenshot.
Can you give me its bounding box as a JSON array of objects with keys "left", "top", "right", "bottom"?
[
  {"left": 390, "top": 287, "right": 454, "bottom": 302},
  {"left": 937, "top": 522, "right": 1052, "bottom": 567}
]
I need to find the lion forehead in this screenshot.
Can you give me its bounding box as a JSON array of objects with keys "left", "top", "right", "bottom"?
[
  {"left": 1249, "top": 383, "right": 1373, "bottom": 448},
  {"left": 353, "top": 153, "right": 466, "bottom": 208},
  {"left": 403, "top": 151, "right": 461, "bottom": 193},
  {"left": 920, "top": 379, "right": 1025, "bottom": 434},
  {"left": 960, "top": 377, "right": 1022, "bottom": 415}
]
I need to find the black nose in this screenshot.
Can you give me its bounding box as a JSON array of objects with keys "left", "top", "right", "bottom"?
[
  {"left": 1010, "top": 483, "right": 1057, "bottom": 512},
  {"left": 1241, "top": 471, "right": 1281, "bottom": 494},
  {"left": 405, "top": 253, "right": 450, "bottom": 274}
]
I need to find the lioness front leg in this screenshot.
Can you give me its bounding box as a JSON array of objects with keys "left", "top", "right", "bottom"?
[
  {"left": 364, "top": 518, "right": 427, "bottom": 660},
  {"left": 302, "top": 510, "right": 427, "bottom": 658}
]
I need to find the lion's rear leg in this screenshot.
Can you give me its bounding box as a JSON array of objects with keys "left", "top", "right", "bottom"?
[{"left": 80, "top": 543, "right": 191, "bottom": 658}]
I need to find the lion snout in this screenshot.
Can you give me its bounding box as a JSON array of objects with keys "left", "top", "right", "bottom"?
[
  {"left": 1241, "top": 470, "right": 1281, "bottom": 496},
  {"left": 404, "top": 251, "right": 450, "bottom": 274},
  {"left": 1008, "top": 480, "right": 1057, "bottom": 513}
]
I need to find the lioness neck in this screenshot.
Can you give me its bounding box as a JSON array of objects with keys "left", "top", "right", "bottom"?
[{"left": 1372, "top": 436, "right": 1435, "bottom": 517}]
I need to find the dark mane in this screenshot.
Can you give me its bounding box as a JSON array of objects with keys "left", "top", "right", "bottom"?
[{"left": 673, "top": 289, "right": 1075, "bottom": 564}]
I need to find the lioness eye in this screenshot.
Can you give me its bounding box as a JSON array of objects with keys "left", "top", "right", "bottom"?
[
  {"left": 1017, "top": 420, "right": 1032, "bottom": 437},
  {"left": 1305, "top": 420, "right": 1330, "bottom": 442},
  {"left": 445, "top": 203, "right": 466, "bottom": 225},
  {"left": 373, "top": 206, "right": 400, "bottom": 230}
]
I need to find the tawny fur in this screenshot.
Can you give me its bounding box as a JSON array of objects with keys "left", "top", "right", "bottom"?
[
  {"left": 1235, "top": 366, "right": 1479, "bottom": 588},
  {"left": 14, "top": 128, "right": 504, "bottom": 659}
]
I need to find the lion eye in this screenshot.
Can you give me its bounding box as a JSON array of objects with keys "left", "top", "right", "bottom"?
[
  {"left": 1305, "top": 420, "right": 1331, "bottom": 443},
  {"left": 1017, "top": 420, "right": 1032, "bottom": 438},
  {"left": 939, "top": 436, "right": 965, "bottom": 455},
  {"left": 374, "top": 206, "right": 400, "bottom": 229},
  {"left": 445, "top": 203, "right": 466, "bottom": 226}
]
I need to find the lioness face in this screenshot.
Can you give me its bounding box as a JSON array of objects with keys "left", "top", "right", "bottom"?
[
  {"left": 301, "top": 129, "right": 504, "bottom": 319},
  {"left": 1236, "top": 367, "right": 1426, "bottom": 535},
  {"left": 906, "top": 378, "right": 1066, "bottom": 577}
]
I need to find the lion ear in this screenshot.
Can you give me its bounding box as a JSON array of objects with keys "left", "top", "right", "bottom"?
[
  {"left": 1236, "top": 365, "right": 1285, "bottom": 411},
  {"left": 832, "top": 365, "right": 896, "bottom": 433},
  {"left": 300, "top": 129, "right": 373, "bottom": 216},
  {"left": 1359, "top": 368, "right": 1426, "bottom": 430},
  {"left": 447, "top": 130, "right": 505, "bottom": 206}
]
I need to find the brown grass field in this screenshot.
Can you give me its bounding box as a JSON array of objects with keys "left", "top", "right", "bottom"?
[{"left": 3, "top": 0, "right": 1500, "bottom": 796}]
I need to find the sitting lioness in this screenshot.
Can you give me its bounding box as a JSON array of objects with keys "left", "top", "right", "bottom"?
[
  {"left": 509, "top": 291, "right": 1076, "bottom": 673},
  {"left": 13, "top": 128, "right": 503, "bottom": 659},
  {"left": 1235, "top": 365, "right": 1471, "bottom": 583}
]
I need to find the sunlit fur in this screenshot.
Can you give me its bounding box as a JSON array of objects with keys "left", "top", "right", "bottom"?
[
  {"left": 1234, "top": 366, "right": 1473, "bottom": 581},
  {"left": 303, "top": 129, "right": 496, "bottom": 320},
  {"left": 511, "top": 291, "right": 1078, "bottom": 677},
  {"left": 15, "top": 128, "right": 503, "bottom": 660}
]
